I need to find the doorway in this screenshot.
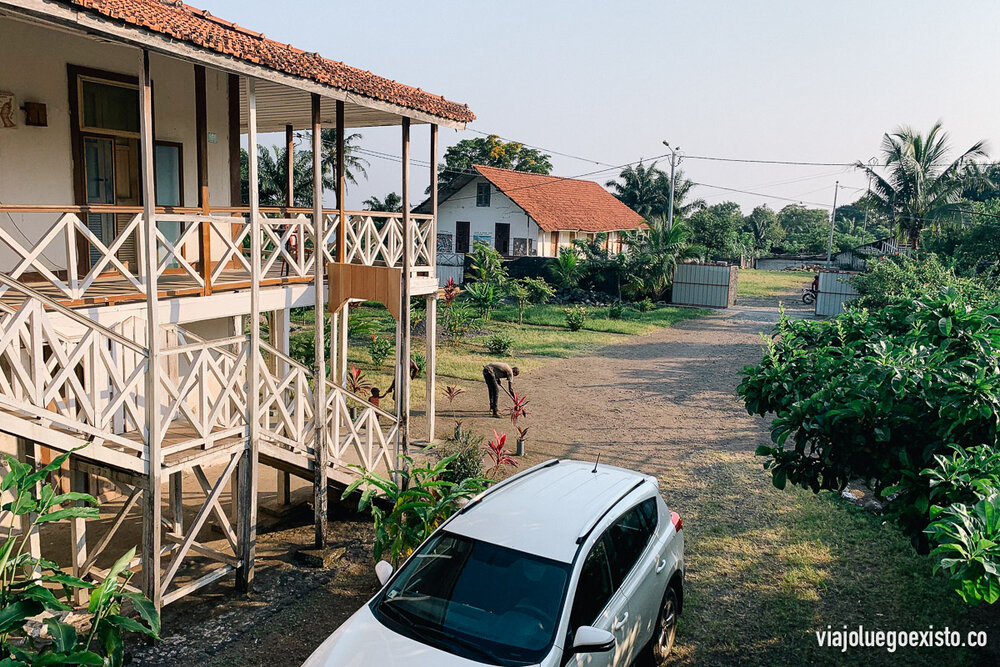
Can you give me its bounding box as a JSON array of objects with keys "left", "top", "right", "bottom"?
[{"left": 494, "top": 223, "right": 510, "bottom": 256}]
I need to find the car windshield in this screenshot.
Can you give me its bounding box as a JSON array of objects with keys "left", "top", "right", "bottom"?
[{"left": 372, "top": 531, "right": 571, "bottom": 666}]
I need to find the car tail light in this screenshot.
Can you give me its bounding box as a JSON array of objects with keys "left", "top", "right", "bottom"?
[{"left": 670, "top": 511, "right": 682, "bottom": 531}]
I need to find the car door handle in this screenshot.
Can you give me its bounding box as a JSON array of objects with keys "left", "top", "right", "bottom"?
[
  {"left": 612, "top": 612, "right": 629, "bottom": 631},
  {"left": 655, "top": 558, "right": 668, "bottom": 574}
]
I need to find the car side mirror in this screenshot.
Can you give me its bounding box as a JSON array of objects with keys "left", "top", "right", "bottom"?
[
  {"left": 572, "top": 626, "right": 615, "bottom": 653},
  {"left": 375, "top": 560, "right": 394, "bottom": 585}
]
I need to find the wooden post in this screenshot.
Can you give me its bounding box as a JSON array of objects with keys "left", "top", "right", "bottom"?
[
  {"left": 425, "top": 295, "right": 436, "bottom": 443},
  {"left": 237, "top": 77, "right": 261, "bottom": 593},
  {"left": 228, "top": 74, "right": 241, "bottom": 206},
  {"left": 426, "top": 124, "right": 438, "bottom": 443},
  {"left": 285, "top": 124, "right": 295, "bottom": 207},
  {"left": 271, "top": 308, "right": 291, "bottom": 506},
  {"left": 138, "top": 49, "right": 163, "bottom": 608},
  {"left": 170, "top": 472, "right": 183, "bottom": 534},
  {"left": 195, "top": 65, "right": 213, "bottom": 296},
  {"left": 311, "top": 95, "right": 328, "bottom": 548},
  {"left": 69, "top": 469, "right": 89, "bottom": 605},
  {"left": 400, "top": 117, "right": 412, "bottom": 455},
  {"left": 335, "top": 101, "right": 348, "bottom": 385}
]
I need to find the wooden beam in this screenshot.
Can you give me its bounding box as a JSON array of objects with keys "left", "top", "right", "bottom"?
[
  {"left": 228, "top": 74, "right": 242, "bottom": 206},
  {"left": 427, "top": 124, "right": 438, "bottom": 444},
  {"left": 285, "top": 124, "right": 295, "bottom": 207},
  {"left": 336, "top": 101, "right": 346, "bottom": 262},
  {"left": 138, "top": 48, "right": 163, "bottom": 608},
  {"left": 400, "top": 117, "right": 412, "bottom": 456},
  {"left": 237, "top": 77, "right": 261, "bottom": 593},
  {"left": 195, "top": 65, "right": 213, "bottom": 296},
  {"left": 430, "top": 124, "right": 439, "bottom": 271},
  {"left": 311, "top": 93, "right": 328, "bottom": 549}
]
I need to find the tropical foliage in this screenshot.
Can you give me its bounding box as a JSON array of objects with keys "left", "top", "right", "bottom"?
[
  {"left": 0, "top": 451, "right": 159, "bottom": 665},
  {"left": 620, "top": 218, "right": 704, "bottom": 299},
  {"left": 605, "top": 161, "right": 704, "bottom": 220},
  {"left": 437, "top": 135, "right": 552, "bottom": 190},
  {"left": 855, "top": 122, "right": 989, "bottom": 247}
]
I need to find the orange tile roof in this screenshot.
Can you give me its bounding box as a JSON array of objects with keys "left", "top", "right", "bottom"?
[
  {"left": 473, "top": 165, "right": 645, "bottom": 233},
  {"left": 65, "top": 0, "right": 474, "bottom": 124}
]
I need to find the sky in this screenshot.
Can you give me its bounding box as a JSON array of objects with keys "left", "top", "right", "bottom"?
[{"left": 207, "top": 0, "right": 1000, "bottom": 213}]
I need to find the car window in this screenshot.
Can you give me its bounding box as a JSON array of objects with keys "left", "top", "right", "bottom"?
[
  {"left": 569, "top": 536, "right": 614, "bottom": 629},
  {"left": 605, "top": 499, "right": 657, "bottom": 586}
]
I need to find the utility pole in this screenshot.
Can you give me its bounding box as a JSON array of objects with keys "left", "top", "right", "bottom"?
[
  {"left": 662, "top": 141, "right": 680, "bottom": 230},
  {"left": 826, "top": 180, "right": 839, "bottom": 268}
]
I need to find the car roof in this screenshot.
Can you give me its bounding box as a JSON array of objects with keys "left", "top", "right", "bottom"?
[{"left": 444, "top": 459, "right": 654, "bottom": 563}]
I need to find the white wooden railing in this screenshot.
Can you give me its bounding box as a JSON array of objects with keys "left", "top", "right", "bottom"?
[{"left": 325, "top": 212, "right": 434, "bottom": 272}]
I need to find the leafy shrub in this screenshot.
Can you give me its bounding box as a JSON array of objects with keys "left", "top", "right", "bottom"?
[
  {"left": 635, "top": 297, "right": 654, "bottom": 312},
  {"left": 564, "top": 305, "right": 587, "bottom": 331},
  {"left": 553, "top": 248, "right": 583, "bottom": 289},
  {"left": 440, "top": 304, "right": 477, "bottom": 345},
  {"left": 485, "top": 332, "right": 514, "bottom": 356},
  {"left": 739, "top": 290, "right": 1000, "bottom": 548},
  {"left": 608, "top": 302, "right": 626, "bottom": 320},
  {"left": 438, "top": 430, "right": 485, "bottom": 484},
  {"left": 522, "top": 276, "right": 555, "bottom": 305},
  {"left": 927, "top": 493, "right": 1000, "bottom": 604},
  {"left": 0, "top": 451, "right": 160, "bottom": 665},
  {"left": 851, "top": 254, "right": 981, "bottom": 310},
  {"left": 343, "top": 455, "right": 488, "bottom": 565},
  {"left": 367, "top": 335, "right": 393, "bottom": 368},
  {"left": 468, "top": 242, "right": 508, "bottom": 287},
  {"left": 463, "top": 281, "right": 503, "bottom": 321}
]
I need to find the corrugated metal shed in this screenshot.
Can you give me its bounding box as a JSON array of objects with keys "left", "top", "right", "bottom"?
[
  {"left": 671, "top": 263, "right": 738, "bottom": 308},
  {"left": 816, "top": 271, "right": 858, "bottom": 316}
]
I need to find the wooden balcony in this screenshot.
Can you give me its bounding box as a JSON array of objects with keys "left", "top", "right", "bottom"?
[{"left": 0, "top": 204, "right": 436, "bottom": 309}]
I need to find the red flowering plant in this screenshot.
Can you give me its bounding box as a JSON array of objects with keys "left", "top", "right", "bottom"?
[
  {"left": 485, "top": 430, "right": 518, "bottom": 479},
  {"left": 346, "top": 366, "right": 372, "bottom": 396},
  {"left": 443, "top": 277, "right": 460, "bottom": 307},
  {"left": 444, "top": 384, "right": 466, "bottom": 435},
  {"left": 508, "top": 392, "right": 529, "bottom": 425}
]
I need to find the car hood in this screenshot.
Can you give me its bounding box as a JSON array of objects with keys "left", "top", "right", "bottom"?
[{"left": 302, "top": 605, "right": 523, "bottom": 667}]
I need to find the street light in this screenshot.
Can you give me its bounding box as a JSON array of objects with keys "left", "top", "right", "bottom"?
[{"left": 662, "top": 141, "right": 681, "bottom": 230}]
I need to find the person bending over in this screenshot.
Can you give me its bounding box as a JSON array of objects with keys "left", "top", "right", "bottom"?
[{"left": 483, "top": 362, "right": 519, "bottom": 418}]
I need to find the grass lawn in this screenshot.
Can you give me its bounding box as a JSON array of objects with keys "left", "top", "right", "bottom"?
[
  {"left": 288, "top": 301, "right": 708, "bottom": 411},
  {"left": 739, "top": 268, "right": 813, "bottom": 299}
]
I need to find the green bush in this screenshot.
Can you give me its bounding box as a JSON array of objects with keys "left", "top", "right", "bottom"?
[
  {"left": 851, "top": 254, "right": 981, "bottom": 310},
  {"left": 522, "top": 276, "right": 555, "bottom": 305},
  {"left": 343, "top": 455, "right": 488, "bottom": 565},
  {"left": 739, "top": 290, "right": 1000, "bottom": 548},
  {"left": 463, "top": 281, "right": 503, "bottom": 321},
  {"left": 440, "top": 304, "right": 477, "bottom": 345},
  {"left": 367, "top": 335, "right": 393, "bottom": 368},
  {"left": 485, "top": 332, "right": 514, "bottom": 356},
  {"left": 635, "top": 297, "right": 654, "bottom": 312},
  {"left": 564, "top": 305, "right": 587, "bottom": 331},
  {"left": 608, "top": 302, "right": 626, "bottom": 320},
  {"left": 0, "top": 451, "right": 160, "bottom": 664},
  {"left": 927, "top": 493, "right": 1000, "bottom": 604},
  {"left": 437, "top": 430, "right": 486, "bottom": 484}
]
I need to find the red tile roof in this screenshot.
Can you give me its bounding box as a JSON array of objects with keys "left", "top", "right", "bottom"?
[
  {"left": 64, "top": 0, "right": 475, "bottom": 124},
  {"left": 473, "top": 165, "right": 645, "bottom": 233}
]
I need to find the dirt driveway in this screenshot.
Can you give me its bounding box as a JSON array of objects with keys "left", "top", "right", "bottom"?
[{"left": 135, "top": 293, "right": 995, "bottom": 665}]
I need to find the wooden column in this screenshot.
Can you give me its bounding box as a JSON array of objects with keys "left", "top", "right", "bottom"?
[
  {"left": 400, "top": 117, "right": 412, "bottom": 455},
  {"left": 237, "top": 77, "right": 261, "bottom": 593},
  {"left": 195, "top": 65, "right": 212, "bottom": 296},
  {"left": 425, "top": 295, "right": 436, "bottom": 443},
  {"left": 285, "top": 124, "right": 295, "bottom": 207},
  {"left": 69, "top": 469, "right": 89, "bottom": 605},
  {"left": 311, "top": 95, "right": 328, "bottom": 547},
  {"left": 271, "top": 308, "right": 291, "bottom": 506},
  {"left": 426, "top": 124, "right": 438, "bottom": 443},
  {"left": 138, "top": 49, "right": 163, "bottom": 608},
  {"left": 228, "top": 74, "right": 241, "bottom": 206},
  {"left": 335, "top": 101, "right": 348, "bottom": 385}
]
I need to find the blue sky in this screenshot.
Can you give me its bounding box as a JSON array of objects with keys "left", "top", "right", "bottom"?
[{"left": 209, "top": 0, "right": 1000, "bottom": 212}]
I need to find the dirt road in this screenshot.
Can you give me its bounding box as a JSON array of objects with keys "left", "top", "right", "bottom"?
[{"left": 136, "top": 293, "right": 994, "bottom": 665}]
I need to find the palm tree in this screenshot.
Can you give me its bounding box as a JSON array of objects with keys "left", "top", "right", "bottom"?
[
  {"left": 319, "top": 129, "right": 369, "bottom": 196},
  {"left": 606, "top": 162, "right": 704, "bottom": 220},
  {"left": 363, "top": 192, "right": 402, "bottom": 212},
  {"left": 240, "top": 145, "right": 334, "bottom": 207},
  {"left": 856, "top": 122, "right": 989, "bottom": 247},
  {"left": 622, "top": 216, "right": 704, "bottom": 298}
]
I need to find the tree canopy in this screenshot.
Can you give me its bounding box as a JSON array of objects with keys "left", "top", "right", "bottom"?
[
  {"left": 438, "top": 135, "right": 552, "bottom": 190},
  {"left": 605, "top": 161, "right": 704, "bottom": 220}
]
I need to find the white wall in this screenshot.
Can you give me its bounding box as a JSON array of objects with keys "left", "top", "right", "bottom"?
[
  {"left": 435, "top": 176, "right": 540, "bottom": 257},
  {"left": 0, "top": 16, "right": 231, "bottom": 270}
]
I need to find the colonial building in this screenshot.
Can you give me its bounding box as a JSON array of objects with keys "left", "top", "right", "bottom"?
[
  {"left": 422, "top": 165, "right": 644, "bottom": 283},
  {"left": 0, "top": 0, "right": 472, "bottom": 608}
]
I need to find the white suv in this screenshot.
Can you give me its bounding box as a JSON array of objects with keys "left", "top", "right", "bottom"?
[{"left": 304, "top": 459, "right": 685, "bottom": 667}]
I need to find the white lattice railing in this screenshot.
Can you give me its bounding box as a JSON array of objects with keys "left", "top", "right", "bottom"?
[
  {"left": 325, "top": 212, "right": 434, "bottom": 272},
  {"left": 0, "top": 274, "right": 148, "bottom": 458}
]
